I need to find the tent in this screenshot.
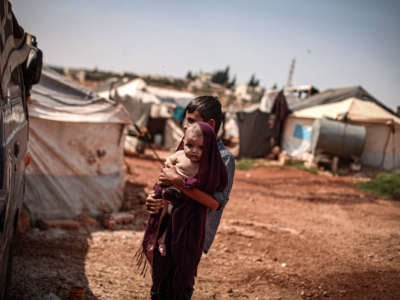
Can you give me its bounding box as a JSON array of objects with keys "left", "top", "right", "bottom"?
[
  {"left": 146, "top": 85, "right": 194, "bottom": 108},
  {"left": 95, "top": 77, "right": 194, "bottom": 108},
  {"left": 25, "top": 69, "right": 131, "bottom": 220},
  {"left": 96, "top": 77, "right": 161, "bottom": 104},
  {"left": 147, "top": 85, "right": 191, "bottom": 149},
  {"left": 282, "top": 97, "right": 400, "bottom": 170},
  {"left": 260, "top": 85, "right": 319, "bottom": 111},
  {"left": 98, "top": 78, "right": 194, "bottom": 151},
  {"left": 290, "top": 85, "right": 394, "bottom": 113},
  {"left": 236, "top": 107, "right": 273, "bottom": 158},
  {"left": 235, "top": 91, "right": 289, "bottom": 158}
]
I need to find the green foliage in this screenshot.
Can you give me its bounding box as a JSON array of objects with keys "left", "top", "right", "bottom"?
[
  {"left": 228, "top": 75, "right": 236, "bottom": 88},
  {"left": 186, "top": 71, "right": 195, "bottom": 81},
  {"left": 84, "top": 68, "right": 123, "bottom": 81},
  {"left": 356, "top": 171, "right": 400, "bottom": 200},
  {"left": 211, "top": 66, "right": 231, "bottom": 86},
  {"left": 48, "top": 65, "right": 138, "bottom": 82},
  {"left": 122, "top": 71, "right": 139, "bottom": 80},
  {"left": 287, "top": 161, "right": 318, "bottom": 174},
  {"left": 235, "top": 158, "right": 258, "bottom": 170},
  {"left": 248, "top": 74, "right": 260, "bottom": 87},
  {"left": 142, "top": 75, "right": 187, "bottom": 89}
]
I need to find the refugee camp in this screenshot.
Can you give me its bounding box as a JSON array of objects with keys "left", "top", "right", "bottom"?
[{"left": 1, "top": 1, "right": 399, "bottom": 299}]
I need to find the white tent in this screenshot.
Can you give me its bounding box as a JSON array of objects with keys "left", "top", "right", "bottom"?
[
  {"left": 25, "top": 69, "right": 132, "bottom": 220},
  {"left": 146, "top": 85, "right": 195, "bottom": 108},
  {"left": 97, "top": 78, "right": 161, "bottom": 104},
  {"left": 97, "top": 78, "right": 195, "bottom": 152},
  {"left": 282, "top": 97, "right": 400, "bottom": 170}
]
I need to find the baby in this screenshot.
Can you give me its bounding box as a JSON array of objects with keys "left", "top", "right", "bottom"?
[{"left": 156, "top": 122, "right": 204, "bottom": 255}]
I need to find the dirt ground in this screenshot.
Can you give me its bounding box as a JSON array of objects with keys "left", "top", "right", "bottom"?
[{"left": 8, "top": 150, "right": 400, "bottom": 300}]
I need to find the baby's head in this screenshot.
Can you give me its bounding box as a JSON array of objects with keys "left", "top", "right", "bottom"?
[{"left": 183, "top": 123, "right": 204, "bottom": 163}]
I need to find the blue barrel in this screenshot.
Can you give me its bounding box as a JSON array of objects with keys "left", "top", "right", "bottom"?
[{"left": 311, "top": 118, "right": 366, "bottom": 158}]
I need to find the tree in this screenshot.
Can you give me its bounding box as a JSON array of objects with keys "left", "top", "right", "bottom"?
[
  {"left": 248, "top": 74, "right": 260, "bottom": 88},
  {"left": 186, "top": 70, "right": 195, "bottom": 81},
  {"left": 228, "top": 75, "right": 236, "bottom": 88},
  {"left": 211, "top": 66, "right": 231, "bottom": 86}
]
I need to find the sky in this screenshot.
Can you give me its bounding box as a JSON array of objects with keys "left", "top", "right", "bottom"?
[{"left": 12, "top": 0, "right": 400, "bottom": 111}]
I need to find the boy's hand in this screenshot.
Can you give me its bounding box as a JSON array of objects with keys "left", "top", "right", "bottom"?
[
  {"left": 159, "top": 165, "right": 183, "bottom": 188},
  {"left": 145, "top": 193, "right": 163, "bottom": 214}
]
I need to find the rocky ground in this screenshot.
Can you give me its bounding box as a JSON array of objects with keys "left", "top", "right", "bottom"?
[{"left": 8, "top": 150, "right": 400, "bottom": 299}]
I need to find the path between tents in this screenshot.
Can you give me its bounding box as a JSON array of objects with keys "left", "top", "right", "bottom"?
[{"left": 9, "top": 151, "right": 400, "bottom": 299}]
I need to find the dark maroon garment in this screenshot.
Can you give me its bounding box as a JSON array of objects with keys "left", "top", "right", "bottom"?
[
  {"left": 141, "top": 122, "right": 228, "bottom": 294},
  {"left": 271, "top": 90, "right": 289, "bottom": 146}
]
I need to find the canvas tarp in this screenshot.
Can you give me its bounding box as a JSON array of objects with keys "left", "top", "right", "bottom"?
[
  {"left": 235, "top": 91, "right": 289, "bottom": 158},
  {"left": 146, "top": 86, "right": 194, "bottom": 148},
  {"left": 290, "top": 85, "right": 395, "bottom": 115},
  {"left": 112, "top": 92, "right": 173, "bottom": 153},
  {"left": 163, "top": 119, "right": 184, "bottom": 151},
  {"left": 96, "top": 78, "right": 195, "bottom": 108},
  {"left": 26, "top": 69, "right": 131, "bottom": 220},
  {"left": 96, "top": 78, "right": 161, "bottom": 104},
  {"left": 146, "top": 85, "right": 195, "bottom": 108},
  {"left": 236, "top": 108, "right": 273, "bottom": 158},
  {"left": 292, "top": 98, "right": 400, "bottom": 124},
  {"left": 282, "top": 97, "right": 400, "bottom": 169},
  {"left": 100, "top": 79, "right": 195, "bottom": 148}
]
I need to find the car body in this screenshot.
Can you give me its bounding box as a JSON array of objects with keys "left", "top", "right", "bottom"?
[{"left": 0, "top": 1, "right": 42, "bottom": 297}]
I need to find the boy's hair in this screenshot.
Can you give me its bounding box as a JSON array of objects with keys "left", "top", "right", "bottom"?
[
  {"left": 184, "top": 122, "right": 202, "bottom": 139},
  {"left": 185, "top": 96, "right": 223, "bottom": 132}
]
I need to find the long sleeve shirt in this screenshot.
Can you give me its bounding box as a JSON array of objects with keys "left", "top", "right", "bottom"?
[{"left": 203, "top": 140, "right": 235, "bottom": 253}]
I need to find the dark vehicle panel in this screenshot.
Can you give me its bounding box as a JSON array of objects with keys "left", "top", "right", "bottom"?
[{"left": 0, "top": 1, "right": 42, "bottom": 297}]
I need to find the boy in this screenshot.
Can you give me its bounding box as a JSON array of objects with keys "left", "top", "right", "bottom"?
[{"left": 145, "top": 96, "right": 235, "bottom": 298}]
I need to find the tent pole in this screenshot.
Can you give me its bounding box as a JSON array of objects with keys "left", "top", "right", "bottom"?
[
  {"left": 148, "top": 143, "right": 165, "bottom": 166},
  {"left": 392, "top": 124, "right": 396, "bottom": 169},
  {"left": 380, "top": 124, "right": 392, "bottom": 168}
]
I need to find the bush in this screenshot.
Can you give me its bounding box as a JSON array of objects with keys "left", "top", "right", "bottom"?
[
  {"left": 356, "top": 171, "right": 400, "bottom": 200},
  {"left": 287, "top": 161, "right": 318, "bottom": 174},
  {"left": 235, "top": 158, "right": 258, "bottom": 170}
]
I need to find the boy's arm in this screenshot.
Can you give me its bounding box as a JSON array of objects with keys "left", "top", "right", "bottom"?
[{"left": 159, "top": 166, "right": 220, "bottom": 210}]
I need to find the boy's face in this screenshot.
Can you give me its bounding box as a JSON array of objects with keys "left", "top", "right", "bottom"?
[
  {"left": 183, "top": 125, "right": 204, "bottom": 163},
  {"left": 183, "top": 110, "right": 215, "bottom": 132}
]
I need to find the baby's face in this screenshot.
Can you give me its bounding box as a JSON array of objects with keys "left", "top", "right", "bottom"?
[{"left": 183, "top": 125, "right": 204, "bottom": 163}]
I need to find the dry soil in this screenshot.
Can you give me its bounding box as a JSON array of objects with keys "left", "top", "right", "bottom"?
[{"left": 8, "top": 150, "right": 400, "bottom": 299}]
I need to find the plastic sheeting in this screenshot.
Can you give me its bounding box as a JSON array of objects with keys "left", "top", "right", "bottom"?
[
  {"left": 282, "top": 97, "right": 400, "bottom": 169},
  {"left": 163, "top": 119, "right": 184, "bottom": 151},
  {"left": 25, "top": 68, "right": 131, "bottom": 220},
  {"left": 292, "top": 98, "right": 400, "bottom": 125},
  {"left": 290, "top": 85, "right": 396, "bottom": 115},
  {"left": 146, "top": 85, "right": 194, "bottom": 107},
  {"left": 30, "top": 70, "right": 132, "bottom": 124},
  {"left": 236, "top": 109, "right": 273, "bottom": 158},
  {"left": 25, "top": 120, "right": 126, "bottom": 220}
]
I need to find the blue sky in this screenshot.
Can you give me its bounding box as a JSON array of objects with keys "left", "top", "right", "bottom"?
[{"left": 12, "top": 0, "right": 400, "bottom": 111}]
